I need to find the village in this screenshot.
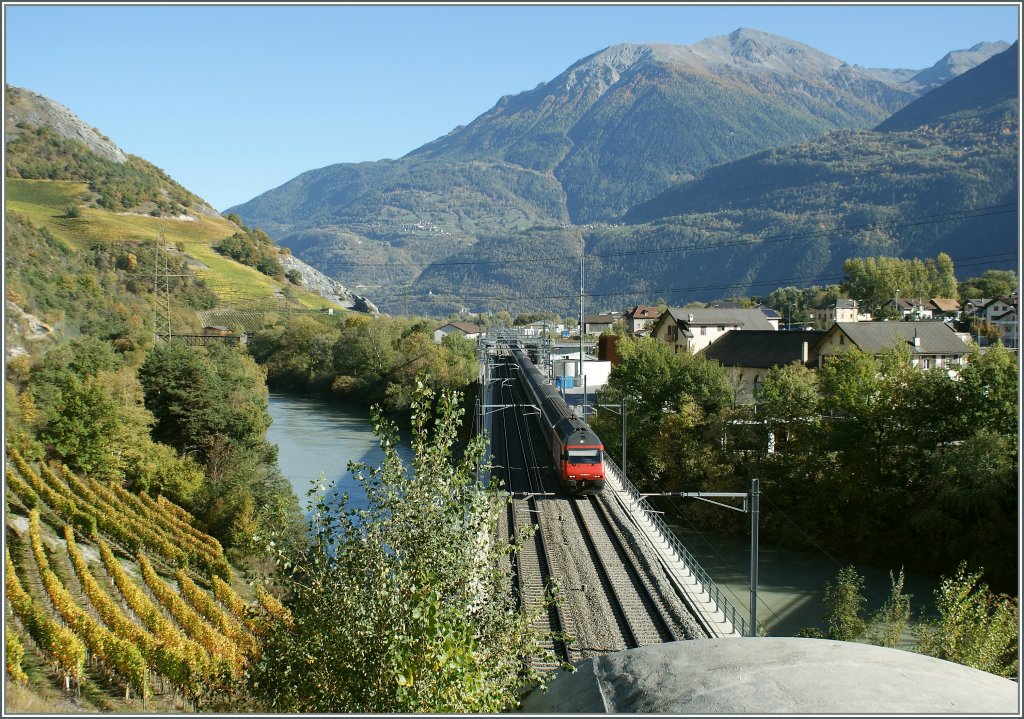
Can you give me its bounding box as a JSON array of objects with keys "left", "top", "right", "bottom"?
[{"left": 434, "top": 292, "right": 1019, "bottom": 403}]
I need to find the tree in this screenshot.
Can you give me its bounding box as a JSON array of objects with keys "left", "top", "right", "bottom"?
[
  {"left": 249, "top": 378, "right": 559, "bottom": 712},
  {"left": 754, "top": 362, "right": 818, "bottom": 421},
  {"left": 823, "top": 565, "right": 868, "bottom": 642},
  {"left": 957, "top": 269, "right": 1018, "bottom": 301},
  {"left": 915, "top": 562, "right": 1018, "bottom": 677},
  {"left": 841, "top": 254, "right": 959, "bottom": 313},
  {"left": 138, "top": 340, "right": 271, "bottom": 461},
  {"left": 38, "top": 377, "right": 121, "bottom": 479},
  {"left": 592, "top": 336, "right": 732, "bottom": 489},
  {"left": 868, "top": 568, "right": 912, "bottom": 649}
]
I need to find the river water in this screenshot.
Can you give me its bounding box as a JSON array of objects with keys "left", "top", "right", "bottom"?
[
  {"left": 266, "top": 392, "right": 413, "bottom": 515},
  {"left": 266, "top": 390, "right": 938, "bottom": 637}
]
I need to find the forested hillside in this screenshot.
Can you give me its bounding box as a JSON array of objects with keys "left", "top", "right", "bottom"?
[{"left": 228, "top": 30, "right": 1011, "bottom": 315}]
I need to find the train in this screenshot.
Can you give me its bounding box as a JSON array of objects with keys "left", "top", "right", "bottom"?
[{"left": 509, "top": 343, "right": 605, "bottom": 494}]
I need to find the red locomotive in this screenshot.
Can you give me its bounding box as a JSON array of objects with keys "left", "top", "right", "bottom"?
[{"left": 510, "top": 344, "right": 605, "bottom": 494}]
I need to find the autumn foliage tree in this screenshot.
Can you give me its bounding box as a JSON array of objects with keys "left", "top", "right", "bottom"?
[{"left": 248, "top": 378, "right": 560, "bottom": 712}]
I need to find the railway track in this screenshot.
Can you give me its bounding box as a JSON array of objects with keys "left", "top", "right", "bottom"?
[
  {"left": 569, "top": 495, "right": 679, "bottom": 648},
  {"left": 488, "top": 345, "right": 710, "bottom": 667},
  {"left": 493, "top": 355, "right": 569, "bottom": 669}
]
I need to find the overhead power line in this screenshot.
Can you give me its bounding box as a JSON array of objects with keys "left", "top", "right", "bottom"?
[
  {"left": 368, "top": 251, "right": 1018, "bottom": 305},
  {"left": 302, "top": 203, "right": 1018, "bottom": 270}
]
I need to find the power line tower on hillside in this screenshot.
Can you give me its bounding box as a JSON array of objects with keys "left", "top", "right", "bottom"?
[{"left": 152, "top": 225, "right": 191, "bottom": 343}]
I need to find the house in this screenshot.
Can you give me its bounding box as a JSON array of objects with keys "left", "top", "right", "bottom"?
[
  {"left": 817, "top": 299, "right": 866, "bottom": 327},
  {"left": 652, "top": 308, "right": 778, "bottom": 354},
  {"left": 814, "top": 321, "right": 970, "bottom": 371},
  {"left": 758, "top": 306, "right": 783, "bottom": 328},
  {"left": 962, "top": 298, "right": 991, "bottom": 319},
  {"left": 433, "top": 322, "right": 483, "bottom": 344},
  {"left": 882, "top": 298, "right": 933, "bottom": 320},
  {"left": 982, "top": 295, "right": 1018, "bottom": 348},
  {"left": 702, "top": 330, "right": 828, "bottom": 405},
  {"left": 583, "top": 313, "right": 620, "bottom": 336},
  {"left": 927, "top": 298, "right": 961, "bottom": 319},
  {"left": 625, "top": 306, "right": 659, "bottom": 336},
  {"left": 981, "top": 295, "right": 1017, "bottom": 324},
  {"left": 991, "top": 307, "right": 1018, "bottom": 348}
]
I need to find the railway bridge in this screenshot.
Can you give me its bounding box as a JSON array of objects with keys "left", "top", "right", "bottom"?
[{"left": 472, "top": 333, "right": 748, "bottom": 668}]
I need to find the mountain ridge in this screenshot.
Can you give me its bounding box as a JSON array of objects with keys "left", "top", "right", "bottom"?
[{"left": 222, "top": 30, "right": 1016, "bottom": 314}]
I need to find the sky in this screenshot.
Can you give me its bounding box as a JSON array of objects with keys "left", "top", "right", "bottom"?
[{"left": 4, "top": 2, "right": 1020, "bottom": 212}]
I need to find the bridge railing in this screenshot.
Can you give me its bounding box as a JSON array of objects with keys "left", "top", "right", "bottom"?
[{"left": 603, "top": 457, "right": 751, "bottom": 638}]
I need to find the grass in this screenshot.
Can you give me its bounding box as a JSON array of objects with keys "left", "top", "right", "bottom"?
[{"left": 6, "top": 178, "right": 351, "bottom": 313}]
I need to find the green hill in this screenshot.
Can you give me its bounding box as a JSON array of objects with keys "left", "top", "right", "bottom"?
[{"left": 4, "top": 85, "right": 369, "bottom": 327}]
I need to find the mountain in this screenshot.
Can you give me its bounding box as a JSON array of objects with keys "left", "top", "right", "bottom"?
[
  {"left": 877, "top": 40, "right": 1019, "bottom": 131},
  {"left": 906, "top": 41, "right": 1011, "bottom": 93},
  {"left": 405, "top": 30, "right": 916, "bottom": 220},
  {"left": 568, "top": 43, "right": 1018, "bottom": 310},
  {"left": 228, "top": 30, "right": 1011, "bottom": 315},
  {"left": 4, "top": 84, "right": 376, "bottom": 351},
  {"left": 411, "top": 44, "right": 1018, "bottom": 316}
]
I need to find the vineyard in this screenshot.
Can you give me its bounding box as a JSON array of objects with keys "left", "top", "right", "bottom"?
[
  {"left": 3, "top": 446, "right": 290, "bottom": 712},
  {"left": 196, "top": 309, "right": 283, "bottom": 334},
  {"left": 197, "top": 307, "right": 347, "bottom": 335}
]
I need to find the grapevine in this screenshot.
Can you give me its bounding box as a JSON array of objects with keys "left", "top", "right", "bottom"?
[
  {"left": 136, "top": 490, "right": 224, "bottom": 556},
  {"left": 48, "top": 463, "right": 182, "bottom": 565},
  {"left": 28, "top": 510, "right": 149, "bottom": 703},
  {"left": 63, "top": 525, "right": 211, "bottom": 700},
  {"left": 255, "top": 584, "right": 293, "bottom": 631},
  {"left": 72, "top": 468, "right": 220, "bottom": 569},
  {"left": 211, "top": 575, "right": 251, "bottom": 626},
  {"left": 6, "top": 458, "right": 97, "bottom": 539},
  {"left": 137, "top": 552, "right": 242, "bottom": 679},
  {"left": 5, "top": 623, "right": 29, "bottom": 684},
  {"left": 5, "top": 546, "right": 86, "bottom": 687},
  {"left": 175, "top": 569, "right": 256, "bottom": 653},
  {"left": 5, "top": 467, "right": 40, "bottom": 510}
]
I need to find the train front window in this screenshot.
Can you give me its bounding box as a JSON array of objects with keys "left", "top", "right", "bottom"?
[{"left": 567, "top": 449, "right": 602, "bottom": 464}]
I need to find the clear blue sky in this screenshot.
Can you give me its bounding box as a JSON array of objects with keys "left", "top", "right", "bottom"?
[{"left": 4, "top": 2, "right": 1020, "bottom": 211}]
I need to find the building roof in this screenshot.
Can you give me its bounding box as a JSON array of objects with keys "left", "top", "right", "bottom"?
[
  {"left": 831, "top": 298, "right": 859, "bottom": 310},
  {"left": 705, "top": 300, "right": 746, "bottom": 309},
  {"left": 438, "top": 322, "right": 482, "bottom": 334},
  {"left": 584, "top": 313, "right": 619, "bottom": 325},
  {"left": 626, "top": 305, "right": 658, "bottom": 319},
  {"left": 982, "top": 295, "right": 1018, "bottom": 310},
  {"left": 665, "top": 307, "right": 777, "bottom": 331},
  {"left": 929, "top": 298, "right": 961, "bottom": 313},
  {"left": 822, "top": 321, "right": 971, "bottom": 355},
  {"left": 702, "top": 330, "right": 828, "bottom": 369}
]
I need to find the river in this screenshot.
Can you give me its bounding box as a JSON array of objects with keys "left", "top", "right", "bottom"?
[
  {"left": 266, "top": 392, "right": 413, "bottom": 515},
  {"left": 266, "top": 390, "right": 938, "bottom": 637}
]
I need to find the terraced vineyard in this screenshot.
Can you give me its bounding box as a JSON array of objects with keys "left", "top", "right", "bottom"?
[{"left": 4, "top": 446, "right": 289, "bottom": 711}]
